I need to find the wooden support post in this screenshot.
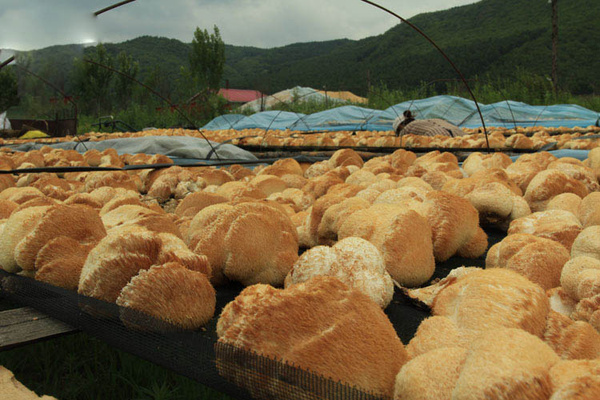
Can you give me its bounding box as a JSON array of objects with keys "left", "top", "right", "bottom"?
[{"left": 0, "top": 307, "right": 76, "bottom": 351}]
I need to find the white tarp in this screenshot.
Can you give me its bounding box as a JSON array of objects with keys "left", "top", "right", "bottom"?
[
  {"left": 0, "top": 112, "right": 11, "bottom": 130},
  {"left": 240, "top": 86, "right": 348, "bottom": 113}
]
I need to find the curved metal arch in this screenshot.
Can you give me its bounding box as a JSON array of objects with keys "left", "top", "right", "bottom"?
[{"left": 359, "top": 0, "right": 490, "bottom": 151}]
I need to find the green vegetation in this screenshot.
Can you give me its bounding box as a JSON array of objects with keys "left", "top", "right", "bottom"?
[
  {"left": 0, "top": 333, "right": 232, "bottom": 400},
  {"left": 0, "top": 67, "right": 19, "bottom": 111},
  {"left": 1, "top": 0, "right": 598, "bottom": 133},
  {"left": 265, "top": 99, "right": 344, "bottom": 116},
  {"left": 4, "top": 26, "right": 227, "bottom": 133},
  {"left": 189, "top": 26, "right": 226, "bottom": 92},
  {"left": 72, "top": 44, "right": 120, "bottom": 116},
  {"left": 443, "top": 71, "right": 600, "bottom": 112},
  {"left": 221, "top": 0, "right": 599, "bottom": 96}
]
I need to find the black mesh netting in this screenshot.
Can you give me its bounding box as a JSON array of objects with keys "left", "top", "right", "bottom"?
[{"left": 0, "top": 229, "right": 505, "bottom": 400}]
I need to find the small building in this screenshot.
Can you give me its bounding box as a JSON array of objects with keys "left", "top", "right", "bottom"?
[{"left": 218, "top": 88, "right": 265, "bottom": 109}]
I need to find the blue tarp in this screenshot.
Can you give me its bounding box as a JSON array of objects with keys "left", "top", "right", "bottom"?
[
  {"left": 289, "top": 106, "right": 386, "bottom": 132},
  {"left": 201, "top": 114, "right": 246, "bottom": 130},
  {"left": 212, "top": 111, "right": 307, "bottom": 131},
  {"left": 202, "top": 95, "right": 599, "bottom": 132}
]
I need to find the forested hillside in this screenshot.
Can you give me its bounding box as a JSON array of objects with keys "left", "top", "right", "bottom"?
[
  {"left": 6, "top": 0, "right": 599, "bottom": 97},
  {"left": 221, "top": 0, "right": 598, "bottom": 95}
]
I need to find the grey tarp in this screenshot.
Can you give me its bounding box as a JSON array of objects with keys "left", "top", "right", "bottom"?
[{"left": 7, "top": 135, "right": 258, "bottom": 161}]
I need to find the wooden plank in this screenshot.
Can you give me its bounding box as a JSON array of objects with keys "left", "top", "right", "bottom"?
[
  {"left": 0, "top": 306, "right": 51, "bottom": 327},
  {"left": 0, "top": 307, "right": 77, "bottom": 350}
]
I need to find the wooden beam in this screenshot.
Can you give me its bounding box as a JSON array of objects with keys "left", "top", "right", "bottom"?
[{"left": 0, "top": 307, "right": 76, "bottom": 351}]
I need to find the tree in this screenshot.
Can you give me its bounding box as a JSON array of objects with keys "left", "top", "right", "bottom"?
[
  {"left": 189, "top": 26, "right": 225, "bottom": 92},
  {"left": 0, "top": 66, "right": 19, "bottom": 111},
  {"left": 179, "top": 26, "right": 227, "bottom": 126},
  {"left": 144, "top": 65, "right": 173, "bottom": 105},
  {"left": 73, "top": 43, "right": 114, "bottom": 116},
  {"left": 115, "top": 51, "right": 139, "bottom": 109}
]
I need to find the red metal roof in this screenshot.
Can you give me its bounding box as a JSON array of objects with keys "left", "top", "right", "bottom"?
[{"left": 218, "top": 88, "right": 264, "bottom": 103}]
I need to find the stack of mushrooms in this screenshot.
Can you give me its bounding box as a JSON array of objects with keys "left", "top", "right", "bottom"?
[{"left": 2, "top": 143, "right": 600, "bottom": 399}]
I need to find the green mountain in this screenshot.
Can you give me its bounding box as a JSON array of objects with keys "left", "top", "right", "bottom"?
[
  {"left": 224, "top": 0, "right": 598, "bottom": 95},
  {"left": 8, "top": 0, "right": 600, "bottom": 96}
]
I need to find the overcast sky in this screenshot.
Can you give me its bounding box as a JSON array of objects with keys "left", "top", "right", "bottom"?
[{"left": 0, "top": 0, "right": 477, "bottom": 51}]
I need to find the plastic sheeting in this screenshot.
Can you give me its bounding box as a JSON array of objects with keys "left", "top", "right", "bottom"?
[
  {"left": 201, "top": 114, "right": 247, "bottom": 131},
  {"left": 381, "top": 96, "right": 600, "bottom": 129},
  {"left": 240, "top": 86, "right": 353, "bottom": 113},
  {"left": 289, "top": 106, "right": 383, "bottom": 132},
  {"left": 204, "top": 95, "right": 600, "bottom": 132},
  {"left": 540, "top": 149, "right": 589, "bottom": 161},
  {"left": 231, "top": 111, "right": 305, "bottom": 131},
  {"left": 0, "top": 111, "right": 10, "bottom": 130},
  {"left": 8, "top": 135, "right": 258, "bottom": 161}
]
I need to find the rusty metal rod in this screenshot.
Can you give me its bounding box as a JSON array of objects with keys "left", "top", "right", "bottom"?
[
  {"left": 0, "top": 56, "right": 15, "bottom": 71},
  {"left": 94, "top": 0, "right": 136, "bottom": 17}
]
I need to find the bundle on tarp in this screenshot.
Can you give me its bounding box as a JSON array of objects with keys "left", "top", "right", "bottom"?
[
  {"left": 19, "top": 130, "right": 49, "bottom": 139},
  {"left": 318, "top": 90, "right": 368, "bottom": 104}
]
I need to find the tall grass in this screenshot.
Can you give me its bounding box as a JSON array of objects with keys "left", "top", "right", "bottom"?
[
  {"left": 267, "top": 98, "right": 363, "bottom": 115},
  {"left": 0, "top": 333, "right": 232, "bottom": 400},
  {"left": 366, "top": 84, "right": 424, "bottom": 110},
  {"left": 443, "top": 70, "right": 600, "bottom": 111},
  {"left": 367, "top": 72, "right": 600, "bottom": 112}
]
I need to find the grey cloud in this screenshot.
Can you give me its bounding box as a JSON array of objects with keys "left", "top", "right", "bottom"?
[{"left": 1, "top": 0, "right": 476, "bottom": 50}]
